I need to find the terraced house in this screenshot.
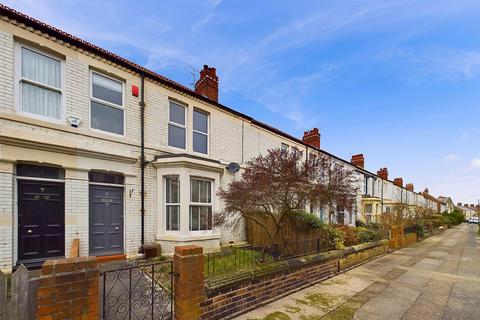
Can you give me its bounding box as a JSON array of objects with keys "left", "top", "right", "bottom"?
[{"left": 0, "top": 5, "right": 441, "bottom": 272}]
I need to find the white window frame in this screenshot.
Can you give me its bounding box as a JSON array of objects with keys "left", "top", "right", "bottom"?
[
  {"left": 189, "top": 177, "right": 213, "bottom": 231},
  {"left": 89, "top": 70, "right": 125, "bottom": 137},
  {"left": 365, "top": 204, "right": 373, "bottom": 214},
  {"left": 164, "top": 176, "right": 180, "bottom": 232},
  {"left": 192, "top": 108, "right": 209, "bottom": 155},
  {"left": 168, "top": 101, "right": 187, "bottom": 150},
  {"left": 14, "top": 42, "right": 66, "bottom": 124}
]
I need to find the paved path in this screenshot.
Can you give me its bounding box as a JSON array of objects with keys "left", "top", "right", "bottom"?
[{"left": 235, "top": 224, "right": 480, "bottom": 320}]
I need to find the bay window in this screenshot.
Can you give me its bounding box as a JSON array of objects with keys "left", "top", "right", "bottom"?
[
  {"left": 165, "top": 177, "right": 180, "bottom": 231},
  {"left": 90, "top": 72, "right": 124, "bottom": 135},
  {"left": 168, "top": 101, "right": 186, "bottom": 149},
  {"left": 189, "top": 179, "right": 212, "bottom": 230},
  {"left": 17, "top": 45, "right": 62, "bottom": 120}
]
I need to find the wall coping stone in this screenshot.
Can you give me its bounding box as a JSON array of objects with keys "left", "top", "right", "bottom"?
[{"left": 350, "top": 239, "right": 388, "bottom": 253}]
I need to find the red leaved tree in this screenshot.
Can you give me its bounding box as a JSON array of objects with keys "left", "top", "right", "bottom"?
[{"left": 216, "top": 148, "right": 358, "bottom": 250}]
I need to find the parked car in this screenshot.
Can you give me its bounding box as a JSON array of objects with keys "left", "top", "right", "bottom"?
[{"left": 468, "top": 217, "right": 479, "bottom": 224}]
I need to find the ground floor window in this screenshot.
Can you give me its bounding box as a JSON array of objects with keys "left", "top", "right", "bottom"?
[
  {"left": 165, "top": 177, "right": 180, "bottom": 231},
  {"left": 189, "top": 179, "right": 212, "bottom": 230}
]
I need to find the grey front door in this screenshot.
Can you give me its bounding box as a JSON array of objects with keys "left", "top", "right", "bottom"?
[{"left": 89, "top": 185, "right": 124, "bottom": 256}]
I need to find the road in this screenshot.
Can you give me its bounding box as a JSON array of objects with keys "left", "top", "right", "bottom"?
[{"left": 235, "top": 224, "right": 480, "bottom": 320}]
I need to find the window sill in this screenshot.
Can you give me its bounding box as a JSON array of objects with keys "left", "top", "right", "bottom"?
[{"left": 156, "top": 233, "right": 221, "bottom": 242}]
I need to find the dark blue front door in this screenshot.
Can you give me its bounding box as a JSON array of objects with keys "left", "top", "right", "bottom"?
[{"left": 18, "top": 180, "right": 65, "bottom": 263}]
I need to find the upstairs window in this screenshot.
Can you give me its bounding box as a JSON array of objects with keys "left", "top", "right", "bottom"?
[
  {"left": 18, "top": 46, "right": 62, "bottom": 120},
  {"left": 281, "top": 143, "right": 289, "bottom": 153},
  {"left": 193, "top": 109, "right": 208, "bottom": 154},
  {"left": 168, "top": 101, "right": 186, "bottom": 149},
  {"left": 90, "top": 72, "right": 124, "bottom": 135},
  {"left": 190, "top": 179, "right": 212, "bottom": 231}
]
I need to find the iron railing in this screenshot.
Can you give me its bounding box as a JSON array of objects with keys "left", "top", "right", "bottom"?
[{"left": 204, "top": 237, "right": 334, "bottom": 278}]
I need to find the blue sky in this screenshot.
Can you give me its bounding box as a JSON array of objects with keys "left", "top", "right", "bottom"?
[{"left": 6, "top": 0, "right": 480, "bottom": 204}]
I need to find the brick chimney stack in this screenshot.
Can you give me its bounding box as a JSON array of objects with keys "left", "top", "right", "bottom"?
[
  {"left": 424, "top": 188, "right": 429, "bottom": 194},
  {"left": 377, "top": 168, "right": 388, "bottom": 180},
  {"left": 351, "top": 154, "right": 365, "bottom": 168},
  {"left": 406, "top": 183, "right": 414, "bottom": 191},
  {"left": 393, "top": 178, "right": 403, "bottom": 188},
  {"left": 457, "top": 202, "right": 462, "bottom": 206},
  {"left": 302, "top": 128, "right": 320, "bottom": 149},
  {"left": 470, "top": 204, "right": 475, "bottom": 208},
  {"left": 195, "top": 65, "right": 219, "bottom": 102}
]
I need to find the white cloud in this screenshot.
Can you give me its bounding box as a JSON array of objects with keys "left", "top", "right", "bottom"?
[
  {"left": 444, "top": 154, "right": 459, "bottom": 161},
  {"left": 470, "top": 158, "right": 480, "bottom": 169}
]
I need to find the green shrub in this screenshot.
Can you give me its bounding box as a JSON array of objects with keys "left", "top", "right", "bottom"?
[
  {"left": 440, "top": 208, "right": 464, "bottom": 226},
  {"left": 414, "top": 223, "right": 425, "bottom": 238},
  {"left": 325, "top": 225, "right": 346, "bottom": 249},
  {"left": 296, "top": 211, "right": 325, "bottom": 230},
  {"left": 355, "top": 227, "right": 382, "bottom": 243}
]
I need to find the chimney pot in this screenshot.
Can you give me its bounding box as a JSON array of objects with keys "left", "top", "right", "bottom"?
[
  {"left": 424, "top": 188, "right": 429, "bottom": 194},
  {"left": 302, "top": 128, "right": 321, "bottom": 149},
  {"left": 377, "top": 167, "right": 388, "bottom": 180},
  {"left": 393, "top": 178, "right": 403, "bottom": 188},
  {"left": 351, "top": 154, "right": 365, "bottom": 169},
  {"left": 195, "top": 65, "right": 219, "bottom": 102},
  {"left": 406, "top": 183, "right": 414, "bottom": 191}
]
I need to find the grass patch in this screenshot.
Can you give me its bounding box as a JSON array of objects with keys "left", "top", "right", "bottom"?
[
  {"left": 204, "top": 246, "right": 274, "bottom": 277},
  {"left": 262, "top": 311, "right": 291, "bottom": 320},
  {"left": 296, "top": 292, "right": 338, "bottom": 308},
  {"left": 283, "top": 304, "right": 302, "bottom": 314}
]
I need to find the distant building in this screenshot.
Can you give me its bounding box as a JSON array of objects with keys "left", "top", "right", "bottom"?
[{"left": 438, "top": 196, "right": 455, "bottom": 213}]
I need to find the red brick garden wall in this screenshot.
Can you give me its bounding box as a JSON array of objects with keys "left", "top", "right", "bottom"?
[
  {"left": 200, "top": 240, "right": 388, "bottom": 320},
  {"left": 37, "top": 256, "right": 99, "bottom": 320},
  {"left": 339, "top": 242, "right": 389, "bottom": 271}
]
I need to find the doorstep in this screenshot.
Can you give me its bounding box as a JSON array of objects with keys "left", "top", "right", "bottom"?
[{"left": 96, "top": 254, "right": 127, "bottom": 263}]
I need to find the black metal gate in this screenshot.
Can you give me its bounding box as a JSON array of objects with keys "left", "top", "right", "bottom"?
[{"left": 100, "top": 259, "right": 173, "bottom": 320}]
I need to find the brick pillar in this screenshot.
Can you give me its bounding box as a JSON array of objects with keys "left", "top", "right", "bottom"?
[
  {"left": 390, "top": 226, "right": 399, "bottom": 250},
  {"left": 37, "top": 256, "right": 99, "bottom": 320},
  {"left": 174, "top": 245, "right": 204, "bottom": 320}
]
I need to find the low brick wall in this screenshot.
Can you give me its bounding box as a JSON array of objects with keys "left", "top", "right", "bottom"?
[
  {"left": 200, "top": 240, "right": 388, "bottom": 320},
  {"left": 37, "top": 256, "right": 99, "bottom": 320},
  {"left": 339, "top": 240, "right": 389, "bottom": 271}
]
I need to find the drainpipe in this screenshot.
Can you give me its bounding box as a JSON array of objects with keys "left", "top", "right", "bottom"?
[
  {"left": 140, "top": 73, "right": 146, "bottom": 251},
  {"left": 381, "top": 179, "right": 384, "bottom": 214}
]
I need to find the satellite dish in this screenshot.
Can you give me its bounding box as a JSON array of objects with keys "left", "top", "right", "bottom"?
[{"left": 227, "top": 162, "right": 240, "bottom": 173}]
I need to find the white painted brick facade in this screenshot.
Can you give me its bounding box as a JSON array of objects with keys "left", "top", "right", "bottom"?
[
  {"left": 0, "top": 163, "right": 13, "bottom": 269},
  {"left": 64, "top": 171, "right": 89, "bottom": 257},
  {"left": 0, "top": 32, "right": 13, "bottom": 114}
]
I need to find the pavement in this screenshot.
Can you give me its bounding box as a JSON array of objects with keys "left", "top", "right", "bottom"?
[{"left": 234, "top": 224, "right": 480, "bottom": 320}]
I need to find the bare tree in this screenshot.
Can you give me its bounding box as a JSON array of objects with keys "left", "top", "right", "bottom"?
[
  {"left": 216, "top": 148, "right": 359, "bottom": 250},
  {"left": 379, "top": 197, "right": 434, "bottom": 229}
]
